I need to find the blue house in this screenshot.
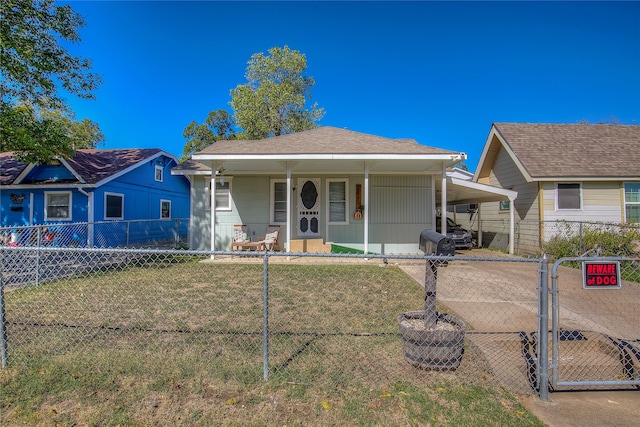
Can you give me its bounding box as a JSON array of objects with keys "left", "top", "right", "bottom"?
[{"left": 1, "top": 148, "right": 190, "bottom": 247}]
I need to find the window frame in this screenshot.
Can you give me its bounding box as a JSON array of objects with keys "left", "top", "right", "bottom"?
[
  {"left": 160, "top": 199, "right": 171, "bottom": 219},
  {"left": 155, "top": 165, "right": 164, "bottom": 182},
  {"left": 44, "top": 191, "right": 72, "bottom": 221},
  {"left": 207, "top": 177, "right": 232, "bottom": 211},
  {"left": 270, "top": 179, "right": 287, "bottom": 224},
  {"left": 104, "top": 192, "right": 124, "bottom": 220},
  {"left": 624, "top": 182, "right": 640, "bottom": 223},
  {"left": 556, "top": 182, "right": 582, "bottom": 210},
  {"left": 326, "top": 178, "right": 349, "bottom": 225}
]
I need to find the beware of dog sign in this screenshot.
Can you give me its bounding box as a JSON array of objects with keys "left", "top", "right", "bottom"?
[{"left": 583, "top": 261, "right": 621, "bottom": 289}]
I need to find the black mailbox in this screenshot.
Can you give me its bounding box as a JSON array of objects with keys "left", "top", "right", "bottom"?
[{"left": 419, "top": 230, "right": 456, "bottom": 256}]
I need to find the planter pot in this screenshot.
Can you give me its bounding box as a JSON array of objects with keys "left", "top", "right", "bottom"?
[{"left": 398, "top": 311, "right": 466, "bottom": 370}]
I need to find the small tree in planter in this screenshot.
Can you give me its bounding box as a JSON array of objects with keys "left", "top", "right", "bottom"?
[{"left": 398, "top": 231, "right": 466, "bottom": 370}]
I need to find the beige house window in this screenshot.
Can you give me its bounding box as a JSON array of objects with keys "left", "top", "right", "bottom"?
[
  {"left": 557, "top": 183, "right": 581, "bottom": 210},
  {"left": 624, "top": 182, "right": 640, "bottom": 222}
]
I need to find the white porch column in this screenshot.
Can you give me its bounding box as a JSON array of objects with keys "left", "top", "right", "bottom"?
[
  {"left": 364, "top": 164, "right": 369, "bottom": 255},
  {"left": 441, "top": 162, "right": 447, "bottom": 236},
  {"left": 509, "top": 196, "right": 515, "bottom": 255},
  {"left": 477, "top": 205, "right": 483, "bottom": 247},
  {"left": 210, "top": 162, "right": 217, "bottom": 258},
  {"left": 286, "top": 164, "right": 292, "bottom": 255}
]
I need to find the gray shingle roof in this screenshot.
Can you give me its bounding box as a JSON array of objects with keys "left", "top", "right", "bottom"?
[
  {"left": 195, "top": 126, "right": 457, "bottom": 156},
  {"left": 493, "top": 123, "right": 640, "bottom": 178}
]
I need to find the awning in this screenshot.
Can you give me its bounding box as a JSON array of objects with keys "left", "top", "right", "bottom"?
[{"left": 437, "top": 176, "right": 518, "bottom": 255}]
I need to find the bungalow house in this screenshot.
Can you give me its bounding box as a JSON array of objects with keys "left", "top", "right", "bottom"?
[
  {"left": 173, "top": 126, "right": 516, "bottom": 254},
  {"left": 1, "top": 148, "right": 190, "bottom": 247},
  {"left": 473, "top": 123, "right": 640, "bottom": 254}
]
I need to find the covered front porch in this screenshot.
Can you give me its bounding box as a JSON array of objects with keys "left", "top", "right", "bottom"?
[{"left": 174, "top": 127, "right": 517, "bottom": 255}]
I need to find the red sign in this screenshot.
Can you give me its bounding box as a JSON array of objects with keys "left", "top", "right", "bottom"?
[{"left": 583, "top": 261, "right": 621, "bottom": 289}]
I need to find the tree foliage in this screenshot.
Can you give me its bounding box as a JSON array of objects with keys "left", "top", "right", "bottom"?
[
  {"left": 0, "top": 104, "right": 105, "bottom": 164},
  {"left": 0, "top": 0, "right": 102, "bottom": 164},
  {"left": 180, "top": 109, "right": 235, "bottom": 161},
  {"left": 230, "top": 46, "right": 324, "bottom": 139},
  {"left": 183, "top": 46, "right": 324, "bottom": 156}
]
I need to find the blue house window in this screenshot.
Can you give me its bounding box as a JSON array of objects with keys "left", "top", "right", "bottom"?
[
  {"left": 105, "top": 193, "right": 124, "bottom": 220},
  {"left": 45, "top": 191, "right": 72, "bottom": 221},
  {"left": 155, "top": 165, "right": 164, "bottom": 182},
  {"left": 161, "top": 199, "right": 171, "bottom": 219}
]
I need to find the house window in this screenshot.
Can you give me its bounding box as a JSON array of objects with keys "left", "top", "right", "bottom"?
[
  {"left": 624, "top": 182, "right": 640, "bottom": 223},
  {"left": 160, "top": 199, "right": 171, "bottom": 219},
  {"left": 105, "top": 193, "right": 124, "bottom": 220},
  {"left": 499, "top": 200, "right": 510, "bottom": 211},
  {"left": 45, "top": 192, "right": 72, "bottom": 221},
  {"left": 327, "top": 179, "right": 348, "bottom": 224},
  {"left": 557, "top": 183, "right": 581, "bottom": 210},
  {"left": 208, "top": 179, "right": 231, "bottom": 211},
  {"left": 271, "top": 180, "right": 287, "bottom": 224},
  {"left": 155, "top": 165, "right": 163, "bottom": 182}
]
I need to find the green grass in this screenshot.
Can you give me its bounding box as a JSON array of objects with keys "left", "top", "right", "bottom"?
[{"left": 1, "top": 255, "right": 543, "bottom": 426}]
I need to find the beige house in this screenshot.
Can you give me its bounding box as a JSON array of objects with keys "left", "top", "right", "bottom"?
[{"left": 472, "top": 123, "right": 640, "bottom": 254}]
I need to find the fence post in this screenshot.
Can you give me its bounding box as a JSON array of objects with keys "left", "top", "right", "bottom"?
[
  {"left": 1, "top": 266, "right": 8, "bottom": 368},
  {"left": 126, "top": 221, "right": 130, "bottom": 247},
  {"left": 537, "top": 254, "right": 550, "bottom": 401},
  {"left": 579, "top": 222, "right": 583, "bottom": 256},
  {"left": 263, "top": 253, "right": 269, "bottom": 381},
  {"left": 36, "top": 227, "right": 42, "bottom": 287}
]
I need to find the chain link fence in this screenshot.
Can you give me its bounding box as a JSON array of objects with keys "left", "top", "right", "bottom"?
[
  {"left": 1, "top": 247, "right": 638, "bottom": 399},
  {"left": 0, "top": 219, "right": 189, "bottom": 249},
  {"left": 477, "top": 219, "right": 640, "bottom": 258},
  {"left": 546, "top": 256, "right": 640, "bottom": 392}
]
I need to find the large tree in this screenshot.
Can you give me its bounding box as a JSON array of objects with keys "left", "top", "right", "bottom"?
[
  {"left": 230, "top": 46, "right": 324, "bottom": 140},
  {"left": 180, "top": 109, "right": 236, "bottom": 161},
  {"left": 0, "top": 0, "right": 102, "bottom": 163},
  {"left": 1, "top": 104, "right": 105, "bottom": 164}
]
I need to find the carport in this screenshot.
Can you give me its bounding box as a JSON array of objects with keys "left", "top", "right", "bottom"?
[{"left": 437, "top": 176, "right": 518, "bottom": 254}]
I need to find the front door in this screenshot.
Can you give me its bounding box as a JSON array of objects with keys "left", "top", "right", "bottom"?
[{"left": 297, "top": 178, "right": 320, "bottom": 237}]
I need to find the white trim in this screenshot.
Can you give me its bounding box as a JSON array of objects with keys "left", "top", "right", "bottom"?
[
  {"left": 155, "top": 165, "right": 164, "bottom": 182},
  {"left": 623, "top": 182, "right": 640, "bottom": 222},
  {"left": 270, "top": 178, "right": 288, "bottom": 225},
  {"left": 44, "top": 191, "right": 72, "bottom": 221},
  {"left": 214, "top": 178, "right": 232, "bottom": 211},
  {"left": 555, "top": 182, "right": 582, "bottom": 211},
  {"left": 160, "top": 199, "right": 171, "bottom": 219},
  {"left": 364, "top": 165, "right": 369, "bottom": 255},
  {"left": 92, "top": 151, "right": 177, "bottom": 187},
  {"left": 326, "top": 178, "right": 349, "bottom": 225},
  {"left": 58, "top": 158, "right": 86, "bottom": 183},
  {"left": 193, "top": 153, "right": 466, "bottom": 162},
  {"left": 104, "top": 192, "right": 124, "bottom": 220},
  {"left": 286, "top": 165, "right": 292, "bottom": 253}
]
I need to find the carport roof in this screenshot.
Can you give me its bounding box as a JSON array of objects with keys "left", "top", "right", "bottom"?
[{"left": 440, "top": 176, "right": 517, "bottom": 205}]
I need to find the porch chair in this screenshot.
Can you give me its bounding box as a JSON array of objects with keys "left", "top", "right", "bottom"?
[
  {"left": 260, "top": 225, "right": 281, "bottom": 251},
  {"left": 231, "top": 224, "right": 249, "bottom": 251}
]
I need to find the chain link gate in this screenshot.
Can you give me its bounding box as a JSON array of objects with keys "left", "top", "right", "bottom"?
[{"left": 542, "top": 256, "right": 640, "bottom": 393}]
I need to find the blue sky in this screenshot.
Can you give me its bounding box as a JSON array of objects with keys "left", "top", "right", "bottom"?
[{"left": 63, "top": 1, "right": 640, "bottom": 170}]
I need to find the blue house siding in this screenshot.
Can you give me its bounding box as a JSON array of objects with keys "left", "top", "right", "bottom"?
[{"left": 1, "top": 150, "right": 190, "bottom": 247}]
